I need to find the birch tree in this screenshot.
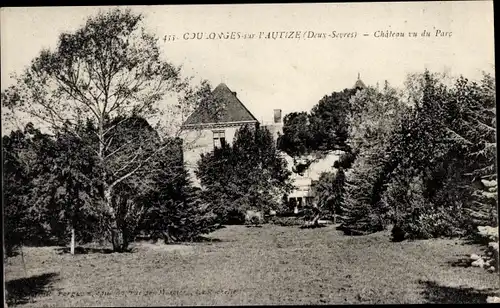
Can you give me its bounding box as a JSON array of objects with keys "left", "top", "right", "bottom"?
[{"left": 1, "top": 9, "right": 199, "bottom": 252}]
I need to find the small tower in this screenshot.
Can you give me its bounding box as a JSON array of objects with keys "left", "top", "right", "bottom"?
[{"left": 353, "top": 72, "right": 366, "bottom": 90}]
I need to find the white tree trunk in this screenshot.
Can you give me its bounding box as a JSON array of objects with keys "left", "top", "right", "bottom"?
[
  {"left": 3, "top": 241, "right": 7, "bottom": 307},
  {"left": 104, "top": 187, "right": 126, "bottom": 252},
  {"left": 70, "top": 227, "right": 75, "bottom": 255}
]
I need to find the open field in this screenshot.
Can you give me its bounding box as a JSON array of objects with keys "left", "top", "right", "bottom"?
[{"left": 5, "top": 224, "right": 499, "bottom": 306}]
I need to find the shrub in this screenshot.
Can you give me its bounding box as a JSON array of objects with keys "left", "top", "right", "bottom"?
[
  {"left": 197, "top": 125, "right": 292, "bottom": 224},
  {"left": 270, "top": 216, "right": 305, "bottom": 226},
  {"left": 387, "top": 171, "right": 471, "bottom": 241},
  {"left": 245, "top": 210, "right": 264, "bottom": 226}
]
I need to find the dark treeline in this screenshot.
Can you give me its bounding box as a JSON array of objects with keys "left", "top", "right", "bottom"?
[{"left": 3, "top": 117, "right": 219, "bottom": 256}]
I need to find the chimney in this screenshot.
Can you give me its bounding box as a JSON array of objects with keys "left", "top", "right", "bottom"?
[
  {"left": 232, "top": 91, "right": 237, "bottom": 97},
  {"left": 274, "top": 109, "right": 282, "bottom": 123}
]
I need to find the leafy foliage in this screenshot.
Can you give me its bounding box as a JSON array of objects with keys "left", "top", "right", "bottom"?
[
  {"left": 339, "top": 70, "right": 497, "bottom": 240},
  {"left": 311, "top": 168, "right": 346, "bottom": 223},
  {"left": 3, "top": 124, "right": 51, "bottom": 256},
  {"left": 140, "top": 138, "right": 218, "bottom": 243},
  {"left": 3, "top": 118, "right": 214, "bottom": 254},
  {"left": 333, "top": 151, "right": 357, "bottom": 169},
  {"left": 197, "top": 125, "right": 292, "bottom": 224},
  {"left": 36, "top": 126, "right": 105, "bottom": 245},
  {"left": 277, "top": 88, "right": 359, "bottom": 157},
  {"left": 1, "top": 9, "right": 213, "bottom": 252},
  {"left": 339, "top": 83, "right": 407, "bottom": 234},
  {"left": 277, "top": 112, "right": 313, "bottom": 157},
  {"left": 309, "top": 88, "right": 358, "bottom": 151}
]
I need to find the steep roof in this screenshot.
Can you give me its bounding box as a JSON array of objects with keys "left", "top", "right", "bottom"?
[
  {"left": 353, "top": 73, "right": 366, "bottom": 89},
  {"left": 182, "top": 83, "right": 258, "bottom": 127}
]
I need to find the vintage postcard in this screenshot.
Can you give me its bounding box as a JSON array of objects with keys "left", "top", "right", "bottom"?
[{"left": 2, "top": 1, "right": 498, "bottom": 306}]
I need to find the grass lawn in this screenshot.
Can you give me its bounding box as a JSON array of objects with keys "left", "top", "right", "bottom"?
[{"left": 5, "top": 224, "right": 500, "bottom": 306}]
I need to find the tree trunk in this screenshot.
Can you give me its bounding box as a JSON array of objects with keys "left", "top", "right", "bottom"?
[
  {"left": 109, "top": 211, "right": 127, "bottom": 252},
  {"left": 70, "top": 227, "right": 75, "bottom": 255},
  {"left": 111, "top": 223, "right": 126, "bottom": 252},
  {"left": 104, "top": 187, "right": 126, "bottom": 252},
  {"left": 4, "top": 240, "right": 7, "bottom": 308},
  {"left": 20, "top": 245, "right": 27, "bottom": 277},
  {"left": 163, "top": 227, "right": 178, "bottom": 244},
  {"left": 312, "top": 213, "right": 321, "bottom": 226}
]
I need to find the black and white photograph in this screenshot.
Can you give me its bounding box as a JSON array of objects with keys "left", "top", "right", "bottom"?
[{"left": 1, "top": 1, "right": 498, "bottom": 306}]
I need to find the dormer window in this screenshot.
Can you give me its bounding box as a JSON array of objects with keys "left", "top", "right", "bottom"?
[{"left": 213, "top": 130, "right": 226, "bottom": 149}]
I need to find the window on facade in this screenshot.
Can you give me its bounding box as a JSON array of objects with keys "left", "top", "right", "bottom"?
[{"left": 213, "top": 130, "right": 226, "bottom": 149}]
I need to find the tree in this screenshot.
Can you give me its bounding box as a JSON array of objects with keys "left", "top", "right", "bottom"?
[
  {"left": 311, "top": 168, "right": 346, "bottom": 225},
  {"left": 196, "top": 142, "right": 239, "bottom": 223},
  {"left": 339, "top": 84, "right": 406, "bottom": 234},
  {"left": 277, "top": 112, "right": 312, "bottom": 157},
  {"left": 3, "top": 124, "right": 60, "bottom": 256},
  {"left": 385, "top": 71, "right": 476, "bottom": 239},
  {"left": 141, "top": 139, "right": 218, "bottom": 242},
  {"left": 38, "top": 124, "right": 106, "bottom": 254},
  {"left": 340, "top": 156, "right": 388, "bottom": 234},
  {"left": 347, "top": 85, "right": 406, "bottom": 155},
  {"left": 95, "top": 115, "right": 164, "bottom": 251},
  {"left": 3, "top": 125, "right": 39, "bottom": 257},
  {"left": 1, "top": 9, "right": 203, "bottom": 252},
  {"left": 380, "top": 70, "right": 493, "bottom": 239},
  {"left": 443, "top": 74, "right": 497, "bottom": 227},
  {"left": 197, "top": 125, "right": 292, "bottom": 224},
  {"left": 331, "top": 70, "right": 495, "bottom": 239},
  {"left": 308, "top": 88, "right": 358, "bottom": 151},
  {"left": 277, "top": 88, "right": 358, "bottom": 157}
]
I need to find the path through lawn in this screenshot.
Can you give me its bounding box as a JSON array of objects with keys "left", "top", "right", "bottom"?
[{"left": 5, "top": 225, "right": 499, "bottom": 306}]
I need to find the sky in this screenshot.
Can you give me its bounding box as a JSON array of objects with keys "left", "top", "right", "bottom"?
[{"left": 1, "top": 2, "right": 495, "bottom": 126}]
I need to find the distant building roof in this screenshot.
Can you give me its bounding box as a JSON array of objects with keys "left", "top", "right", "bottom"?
[
  {"left": 182, "top": 83, "right": 259, "bottom": 127},
  {"left": 353, "top": 73, "right": 366, "bottom": 90}
]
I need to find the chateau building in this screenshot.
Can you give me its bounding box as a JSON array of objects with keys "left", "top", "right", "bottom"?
[
  {"left": 180, "top": 76, "right": 365, "bottom": 212},
  {"left": 179, "top": 83, "right": 283, "bottom": 186}
]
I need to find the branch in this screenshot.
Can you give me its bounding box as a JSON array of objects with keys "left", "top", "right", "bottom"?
[
  {"left": 52, "top": 74, "right": 101, "bottom": 120},
  {"left": 108, "top": 141, "right": 172, "bottom": 189},
  {"left": 104, "top": 139, "right": 136, "bottom": 159},
  {"left": 112, "top": 151, "right": 142, "bottom": 176},
  {"left": 102, "top": 116, "right": 131, "bottom": 137}
]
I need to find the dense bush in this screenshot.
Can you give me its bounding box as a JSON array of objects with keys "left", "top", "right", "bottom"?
[
  {"left": 277, "top": 112, "right": 313, "bottom": 157},
  {"left": 140, "top": 149, "right": 219, "bottom": 243},
  {"left": 197, "top": 125, "right": 292, "bottom": 224}
]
